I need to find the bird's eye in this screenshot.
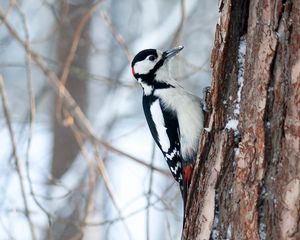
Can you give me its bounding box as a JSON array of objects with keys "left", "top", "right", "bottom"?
[{"left": 148, "top": 55, "right": 156, "bottom": 61}]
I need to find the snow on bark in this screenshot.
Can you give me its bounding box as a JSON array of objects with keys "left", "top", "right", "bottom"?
[
  {"left": 183, "top": 1, "right": 300, "bottom": 240},
  {"left": 235, "top": 35, "right": 246, "bottom": 115},
  {"left": 232, "top": 0, "right": 278, "bottom": 238},
  {"left": 225, "top": 119, "right": 238, "bottom": 131},
  {"left": 225, "top": 35, "right": 246, "bottom": 136}
]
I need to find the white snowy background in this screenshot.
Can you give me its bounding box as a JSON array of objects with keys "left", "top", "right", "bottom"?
[{"left": 0, "top": 0, "right": 218, "bottom": 239}]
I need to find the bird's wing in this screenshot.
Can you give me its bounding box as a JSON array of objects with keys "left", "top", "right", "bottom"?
[{"left": 143, "top": 96, "right": 183, "bottom": 183}]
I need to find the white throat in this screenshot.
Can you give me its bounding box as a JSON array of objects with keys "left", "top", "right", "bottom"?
[
  {"left": 155, "top": 64, "right": 180, "bottom": 87},
  {"left": 155, "top": 64, "right": 171, "bottom": 81}
]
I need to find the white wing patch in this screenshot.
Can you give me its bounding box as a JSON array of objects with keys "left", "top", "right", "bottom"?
[
  {"left": 155, "top": 87, "right": 204, "bottom": 162},
  {"left": 150, "top": 100, "right": 170, "bottom": 152},
  {"left": 166, "top": 148, "right": 179, "bottom": 160},
  {"left": 170, "top": 161, "right": 181, "bottom": 175}
]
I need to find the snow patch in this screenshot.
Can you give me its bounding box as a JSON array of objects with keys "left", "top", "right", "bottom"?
[
  {"left": 259, "top": 187, "right": 267, "bottom": 240},
  {"left": 234, "top": 147, "right": 240, "bottom": 156},
  {"left": 204, "top": 127, "right": 211, "bottom": 132},
  {"left": 234, "top": 35, "right": 246, "bottom": 120},
  {"left": 225, "top": 224, "right": 232, "bottom": 240},
  {"left": 259, "top": 223, "right": 266, "bottom": 240},
  {"left": 225, "top": 119, "right": 239, "bottom": 131}
]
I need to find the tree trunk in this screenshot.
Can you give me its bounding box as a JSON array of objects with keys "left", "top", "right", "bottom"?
[
  {"left": 52, "top": 1, "right": 91, "bottom": 179},
  {"left": 49, "top": 1, "right": 92, "bottom": 239},
  {"left": 182, "top": 1, "right": 300, "bottom": 239}
]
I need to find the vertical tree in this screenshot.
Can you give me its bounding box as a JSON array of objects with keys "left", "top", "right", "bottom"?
[
  {"left": 49, "top": 1, "right": 93, "bottom": 239},
  {"left": 183, "top": 1, "right": 300, "bottom": 239},
  {"left": 52, "top": 0, "right": 92, "bottom": 179}
]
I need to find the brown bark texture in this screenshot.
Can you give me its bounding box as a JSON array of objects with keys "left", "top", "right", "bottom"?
[{"left": 182, "top": 0, "right": 300, "bottom": 239}]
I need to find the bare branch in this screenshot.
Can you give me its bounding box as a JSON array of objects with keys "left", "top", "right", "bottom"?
[
  {"left": 146, "top": 142, "right": 156, "bottom": 240},
  {"left": 170, "top": 0, "right": 185, "bottom": 47},
  {"left": 100, "top": 10, "right": 133, "bottom": 62},
  {"left": 14, "top": 5, "right": 55, "bottom": 239},
  {"left": 60, "top": 3, "right": 99, "bottom": 85},
  {"left": 93, "top": 142, "right": 134, "bottom": 240},
  {"left": 70, "top": 125, "right": 97, "bottom": 240},
  {"left": 0, "top": 0, "right": 16, "bottom": 28},
  {"left": 0, "top": 8, "right": 168, "bottom": 177},
  {"left": 0, "top": 76, "right": 37, "bottom": 240}
]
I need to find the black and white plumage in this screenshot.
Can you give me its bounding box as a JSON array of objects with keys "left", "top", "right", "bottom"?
[{"left": 131, "top": 46, "right": 204, "bottom": 207}]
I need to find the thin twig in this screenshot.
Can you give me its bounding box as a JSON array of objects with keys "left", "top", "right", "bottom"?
[
  {"left": 56, "top": 2, "right": 99, "bottom": 121},
  {"left": 0, "top": 60, "right": 136, "bottom": 88},
  {"left": 0, "top": 9, "right": 169, "bottom": 176},
  {"left": 92, "top": 141, "right": 134, "bottom": 240},
  {"left": 100, "top": 10, "right": 133, "bottom": 62},
  {"left": 96, "top": 138, "right": 169, "bottom": 176},
  {"left": 15, "top": 6, "right": 54, "bottom": 239},
  {"left": 70, "top": 124, "right": 97, "bottom": 239},
  {"left": 0, "top": 76, "right": 37, "bottom": 240},
  {"left": 171, "top": 0, "right": 186, "bottom": 47},
  {"left": 0, "top": 0, "right": 16, "bottom": 28},
  {"left": 146, "top": 141, "right": 156, "bottom": 240},
  {"left": 60, "top": 3, "right": 98, "bottom": 86},
  {"left": 81, "top": 181, "right": 178, "bottom": 227}
]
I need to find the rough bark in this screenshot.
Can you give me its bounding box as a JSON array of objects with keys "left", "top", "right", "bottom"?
[{"left": 182, "top": 1, "right": 300, "bottom": 239}]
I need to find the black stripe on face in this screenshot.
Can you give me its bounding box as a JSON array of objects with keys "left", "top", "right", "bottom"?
[
  {"left": 131, "top": 49, "right": 165, "bottom": 80},
  {"left": 134, "top": 58, "right": 170, "bottom": 88}
]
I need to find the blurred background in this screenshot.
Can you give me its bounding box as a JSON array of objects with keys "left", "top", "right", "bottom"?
[{"left": 0, "top": 0, "right": 218, "bottom": 239}]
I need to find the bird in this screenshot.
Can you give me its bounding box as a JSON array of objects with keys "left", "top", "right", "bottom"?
[{"left": 131, "top": 46, "right": 204, "bottom": 211}]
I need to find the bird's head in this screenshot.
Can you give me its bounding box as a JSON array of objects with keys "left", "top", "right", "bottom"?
[{"left": 131, "top": 46, "right": 184, "bottom": 84}]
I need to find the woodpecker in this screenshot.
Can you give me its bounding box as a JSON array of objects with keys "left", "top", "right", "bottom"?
[{"left": 131, "top": 46, "right": 204, "bottom": 208}]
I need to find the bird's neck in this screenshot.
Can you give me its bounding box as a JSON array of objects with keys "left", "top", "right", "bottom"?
[
  {"left": 136, "top": 66, "right": 180, "bottom": 95},
  {"left": 139, "top": 78, "right": 175, "bottom": 95},
  {"left": 155, "top": 66, "right": 171, "bottom": 81}
]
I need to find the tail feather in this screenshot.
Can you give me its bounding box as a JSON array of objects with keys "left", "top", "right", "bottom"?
[{"left": 181, "top": 164, "right": 194, "bottom": 227}]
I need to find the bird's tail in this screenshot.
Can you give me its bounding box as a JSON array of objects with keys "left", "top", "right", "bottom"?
[{"left": 181, "top": 164, "right": 194, "bottom": 226}]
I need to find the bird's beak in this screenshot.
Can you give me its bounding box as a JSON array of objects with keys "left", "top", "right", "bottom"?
[{"left": 162, "top": 46, "right": 184, "bottom": 60}]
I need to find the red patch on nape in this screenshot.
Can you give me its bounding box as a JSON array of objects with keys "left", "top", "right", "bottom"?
[
  {"left": 183, "top": 164, "right": 194, "bottom": 184},
  {"left": 131, "top": 67, "right": 135, "bottom": 76}
]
